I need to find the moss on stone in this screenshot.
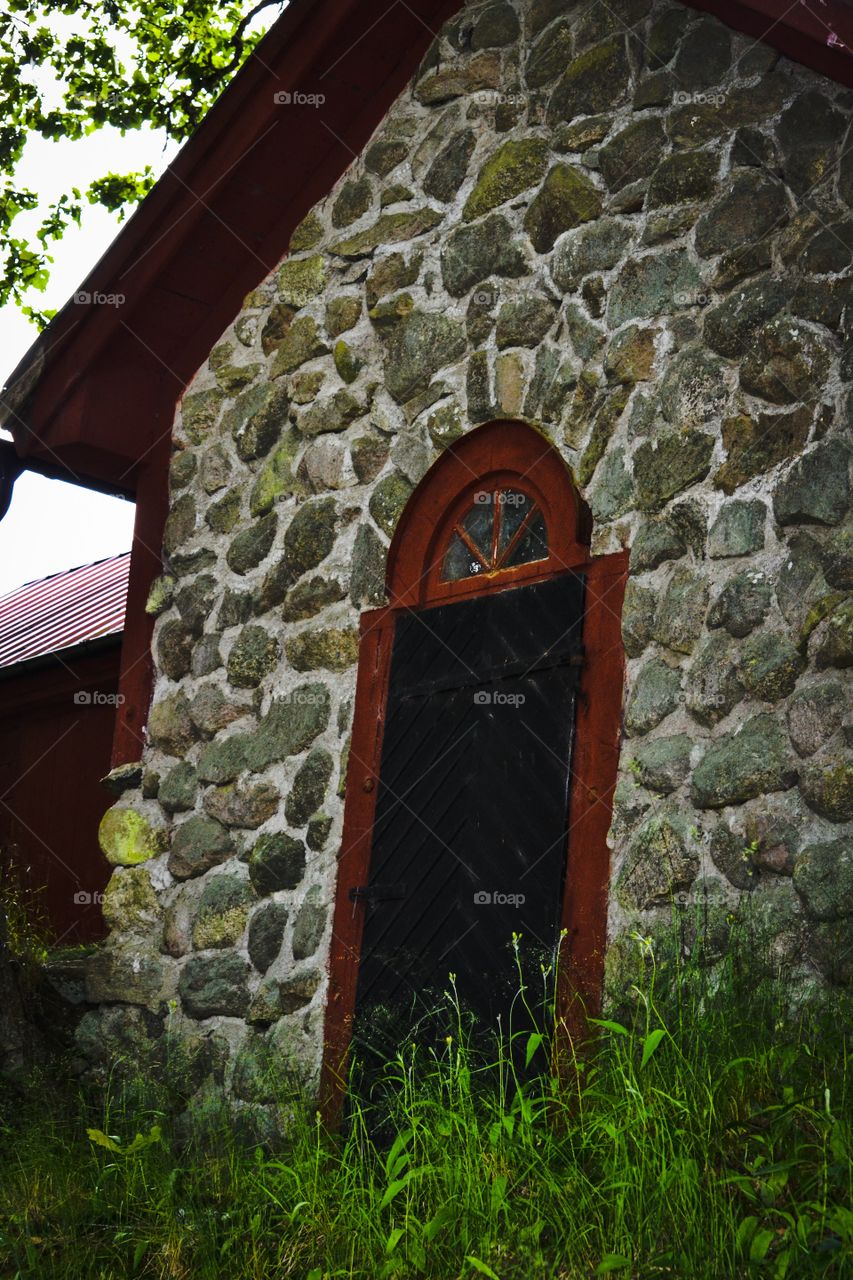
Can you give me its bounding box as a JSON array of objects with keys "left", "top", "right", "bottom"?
[
  {"left": 289, "top": 211, "right": 323, "bottom": 252},
  {"left": 330, "top": 209, "right": 442, "bottom": 258},
  {"left": 714, "top": 408, "right": 812, "bottom": 495},
  {"left": 191, "top": 874, "right": 255, "bottom": 950},
  {"left": 145, "top": 575, "right": 175, "bottom": 616},
  {"left": 225, "top": 382, "right": 290, "bottom": 462},
  {"left": 180, "top": 388, "right": 223, "bottom": 444},
  {"left": 193, "top": 905, "right": 248, "bottom": 950},
  {"left": 277, "top": 254, "right": 327, "bottom": 308},
  {"left": 99, "top": 808, "right": 168, "bottom": 867},
  {"left": 368, "top": 293, "right": 415, "bottom": 328},
  {"left": 226, "top": 513, "right": 278, "bottom": 576},
  {"left": 169, "top": 450, "right": 197, "bottom": 491},
  {"left": 427, "top": 403, "right": 464, "bottom": 449},
  {"left": 463, "top": 139, "right": 549, "bottom": 221},
  {"left": 326, "top": 296, "right": 362, "bottom": 337},
  {"left": 691, "top": 714, "right": 789, "bottom": 808},
  {"left": 249, "top": 432, "right": 303, "bottom": 517},
  {"left": 331, "top": 177, "right": 373, "bottom": 229},
  {"left": 148, "top": 692, "right": 197, "bottom": 756},
  {"left": 350, "top": 434, "right": 390, "bottom": 485},
  {"left": 227, "top": 624, "right": 281, "bottom": 689},
  {"left": 163, "top": 494, "right": 197, "bottom": 555},
  {"left": 213, "top": 362, "right": 261, "bottom": 394},
  {"left": 578, "top": 387, "right": 629, "bottom": 487},
  {"left": 102, "top": 865, "right": 161, "bottom": 933},
  {"left": 634, "top": 430, "right": 715, "bottom": 512},
  {"left": 738, "top": 631, "right": 804, "bottom": 701},
  {"left": 525, "top": 164, "right": 602, "bottom": 253},
  {"left": 369, "top": 471, "right": 414, "bottom": 537},
  {"left": 380, "top": 182, "right": 414, "bottom": 207},
  {"left": 333, "top": 339, "right": 362, "bottom": 384},
  {"left": 800, "top": 759, "right": 853, "bottom": 823},
  {"left": 285, "top": 627, "right": 359, "bottom": 672},
  {"left": 205, "top": 487, "right": 243, "bottom": 534},
  {"left": 298, "top": 389, "right": 364, "bottom": 437},
  {"left": 548, "top": 37, "right": 630, "bottom": 125},
  {"left": 270, "top": 316, "right": 329, "bottom": 378},
  {"left": 615, "top": 809, "right": 700, "bottom": 911}
]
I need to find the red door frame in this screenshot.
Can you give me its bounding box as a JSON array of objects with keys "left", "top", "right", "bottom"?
[{"left": 321, "top": 422, "right": 627, "bottom": 1117}]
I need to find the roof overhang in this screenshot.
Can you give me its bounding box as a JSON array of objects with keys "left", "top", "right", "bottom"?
[
  {"left": 3, "top": 0, "right": 853, "bottom": 493},
  {"left": 0, "top": 0, "right": 462, "bottom": 491},
  {"left": 691, "top": 0, "right": 853, "bottom": 85}
]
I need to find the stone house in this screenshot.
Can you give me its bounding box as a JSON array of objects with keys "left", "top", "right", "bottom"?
[{"left": 2, "top": 0, "right": 851, "bottom": 1123}]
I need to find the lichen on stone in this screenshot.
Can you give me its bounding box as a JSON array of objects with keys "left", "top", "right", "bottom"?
[{"left": 98, "top": 808, "right": 168, "bottom": 867}]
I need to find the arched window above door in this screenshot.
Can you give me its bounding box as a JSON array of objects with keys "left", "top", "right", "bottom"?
[
  {"left": 385, "top": 420, "right": 592, "bottom": 608},
  {"left": 441, "top": 486, "right": 548, "bottom": 582}
]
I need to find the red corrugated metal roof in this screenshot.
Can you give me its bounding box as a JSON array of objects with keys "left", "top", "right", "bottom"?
[{"left": 0, "top": 553, "right": 130, "bottom": 669}]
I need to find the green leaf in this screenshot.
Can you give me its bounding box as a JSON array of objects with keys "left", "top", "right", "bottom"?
[
  {"left": 87, "top": 1125, "right": 161, "bottom": 1155},
  {"left": 749, "top": 1228, "right": 775, "bottom": 1262},
  {"left": 385, "top": 1227, "right": 404, "bottom": 1255},
  {"left": 640, "top": 1028, "right": 666, "bottom": 1069},
  {"left": 87, "top": 1127, "right": 122, "bottom": 1152},
  {"left": 423, "top": 1203, "right": 457, "bottom": 1242},
  {"left": 465, "top": 1256, "right": 500, "bottom": 1278},
  {"left": 525, "top": 1032, "right": 544, "bottom": 1067},
  {"left": 589, "top": 1018, "right": 630, "bottom": 1036},
  {"left": 595, "top": 1254, "right": 631, "bottom": 1274},
  {"left": 0, "top": 0, "right": 278, "bottom": 318},
  {"left": 379, "top": 1173, "right": 412, "bottom": 1210},
  {"left": 383, "top": 1127, "right": 412, "bottom": 1181},
  {"left": 736, "top": 1215, "right": 758, "bottom": 1253}
]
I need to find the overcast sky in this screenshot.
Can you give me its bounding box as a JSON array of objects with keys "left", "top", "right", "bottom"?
[
  {"left": 0, "top": 124, "right": 179, "bottom": 597},
  {"left": 0, "top": 7, "right": 283, "bottom": 599}
]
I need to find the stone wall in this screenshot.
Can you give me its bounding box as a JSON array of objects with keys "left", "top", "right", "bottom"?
[{"left": 82, "top": 0, "right": 852, "bottom": 1121}]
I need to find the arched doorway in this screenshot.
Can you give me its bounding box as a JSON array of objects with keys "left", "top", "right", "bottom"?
[{"left": 322, "top": 421, "right": 628, "bottom": 1104}]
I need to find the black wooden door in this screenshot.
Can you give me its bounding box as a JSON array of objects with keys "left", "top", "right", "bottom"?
[{"left": 352, "top": 572, "right": 585, "bottom": 1056}]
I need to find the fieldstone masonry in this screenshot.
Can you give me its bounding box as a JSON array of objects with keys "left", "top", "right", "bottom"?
[{"left": 80, "top": 0, "right": 852, "bottom": 1126}]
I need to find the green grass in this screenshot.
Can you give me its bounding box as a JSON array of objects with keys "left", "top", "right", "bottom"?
[
  {"left": 0, "top": 859, "right": 50, "bottom": 971},
  {"left": 0, "top": 924, "right": 851, "bottom": 1280}
]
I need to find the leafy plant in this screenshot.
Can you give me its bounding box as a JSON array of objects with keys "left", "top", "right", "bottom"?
[{"left": 1, "top": 0, "right": 284, "bottom": 324}]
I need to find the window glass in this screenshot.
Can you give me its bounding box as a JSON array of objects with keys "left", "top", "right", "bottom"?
[
  {"left": 440, "top": 488, "right": 548, "bottom": 582},
  {"left": 443, "top": 531, "right": 484, "bottom": 580},
  {"left": 504, "top": 509, "right": 548, "bottom": 568}
]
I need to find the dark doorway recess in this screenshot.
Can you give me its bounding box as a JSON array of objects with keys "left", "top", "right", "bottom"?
[
  {"left": 322, "top": 422, "right": 628, "bottom": 1118},
  {"left": 353, "top": 573, "right": 585, "bottom": 1067}
]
